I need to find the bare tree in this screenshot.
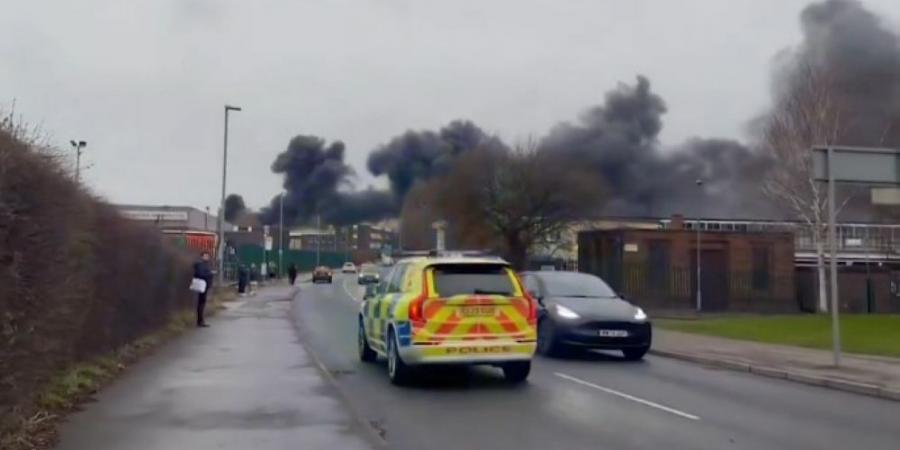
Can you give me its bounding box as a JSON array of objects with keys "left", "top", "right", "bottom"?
[
  {"left": 762, "top": 62, "right": 848, "bottom": 313},
  {"left": 435, "top": 143, "right": 605, "bottom": 270}
]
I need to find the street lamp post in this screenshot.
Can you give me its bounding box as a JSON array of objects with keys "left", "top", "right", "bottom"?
[
  {"left": 69, "top": 140, "right": 87, "bottom": 182},
  {"left": 695, "top": 178, "right": 703, "bottom": 312},
  {"left": 316, "top": 214, "right": 321, "bottom": 266},
  {"left": 205, "top": 206, "right": 210, "bottom": 230},
  {"left": 279, "top": 192, "right": 285, "bottom": 278},
  {"left": 217, "top": 105, "right": 242, "bottom": 284}
]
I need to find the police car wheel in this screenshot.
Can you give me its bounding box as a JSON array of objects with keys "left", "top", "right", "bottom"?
[
  {"left": 358, "top": 321, "right": 377, "bottom": 363},
  {"left": 502, "top": 361, "right": 531, "bottom": 384},
  {"left": 387, "top": 329, "right": 413, "bottom": 385}
]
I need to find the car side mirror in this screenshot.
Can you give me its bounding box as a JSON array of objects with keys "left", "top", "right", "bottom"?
[
  {"left": 617, "top": 292, "right": 628, "bottom": 301},
  {"left": 528, "top": 290, "right": 544, "bottom": 306}
]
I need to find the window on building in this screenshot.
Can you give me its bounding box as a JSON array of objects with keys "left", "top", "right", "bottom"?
[
  {"left": 648, "top": 240, "right": 671, "bottom": 290},
  {"left": 752, "top": 247, "right": 771, "bottom": 291}
]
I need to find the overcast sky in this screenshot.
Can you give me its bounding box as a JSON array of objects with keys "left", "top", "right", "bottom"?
[{"left": 3, "top": 0, "right": 900, "bottom": 211}]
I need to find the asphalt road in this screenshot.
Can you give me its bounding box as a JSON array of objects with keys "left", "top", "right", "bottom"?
[{"left": 293, "top": 273, "right": 900, "bottom": 450}]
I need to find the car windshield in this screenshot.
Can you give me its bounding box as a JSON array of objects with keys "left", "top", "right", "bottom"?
[
  {"left": 432, "top": 264, "right": 516, "bottom": 297},
  {"left": 540, "top": 272, "right": 617, "bottom": 298}
]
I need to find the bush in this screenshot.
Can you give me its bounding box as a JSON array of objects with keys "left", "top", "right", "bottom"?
[{"left": 0, "top": 126, "right": 194, "bottom": 436}]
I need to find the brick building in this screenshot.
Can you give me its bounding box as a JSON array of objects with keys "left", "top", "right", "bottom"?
[{"left": 578, "top": 216, "right": 796, "bottom": 312}]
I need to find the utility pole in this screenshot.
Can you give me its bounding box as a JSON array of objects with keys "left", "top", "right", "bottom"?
[
  {"left": 69, "top": 140, "right": 87, "bottom": 182},
  {"left": 217, "top": 105, "right": 241, "bottom": 284},
  {"left": 695, "top": 179, "right": 703, "bottom": 312},
  {"left": 205, "top": 206, "right": 210, "bottom": 230}
]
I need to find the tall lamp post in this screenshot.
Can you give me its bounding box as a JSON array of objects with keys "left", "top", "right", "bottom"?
[
  {"left": 217, "top": 105, "right": 241, "bottom": 284},
  {"left": 279, "top": 192, "right": 285, "bottom": 278},
  {"left": 695, "top": 178, "right": 703, "bottom": 312},
  {"left": 69, "top": 140, "right": 87, "bottom": 182}
]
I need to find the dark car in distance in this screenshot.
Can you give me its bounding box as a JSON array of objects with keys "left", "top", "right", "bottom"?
[
  {"left": 312, "top": 266, "right": 333, "bottom": 284},
  {"left": 521, "top": 271, "right": 651, "bottom": 360}
]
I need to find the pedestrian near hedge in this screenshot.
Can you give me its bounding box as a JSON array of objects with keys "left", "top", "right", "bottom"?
[{"left": 192, "top": 251, "right": 213, "bottom": 327}]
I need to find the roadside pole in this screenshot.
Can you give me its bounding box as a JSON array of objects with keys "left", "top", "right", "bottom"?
[
  {"left": 279, "top": 192, "right": 284, "bottom": 278},
  {"left": 812, "top": 145, "right": 900, "bottom": 367},
  {"left": 826, "top": 146, "right": 842, "bottom": 366}
]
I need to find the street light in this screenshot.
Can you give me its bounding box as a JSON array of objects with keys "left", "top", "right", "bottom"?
[
  {"left": 217, "top": 105, "right": 242, "bottom": 284},
  {"left": 279, "top": 192, "right": 285, "bottom": 278},
  {"left": 69, "top": 140, "right": 87, "bottom": 182},
  {"left": 695, "top": 178, "right": 703, "bottom": 312}
]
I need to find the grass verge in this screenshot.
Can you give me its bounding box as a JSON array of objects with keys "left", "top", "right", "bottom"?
[
  {"left": 657, "top": 315, "right": 900, "bottom": 358},
  {"left": 0, "top": 288, "right": 235, "bottom": 450}
]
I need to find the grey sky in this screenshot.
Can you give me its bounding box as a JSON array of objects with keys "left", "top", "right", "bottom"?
[{"left": 3, "top": 0, "right": 900, "bottom": 211}]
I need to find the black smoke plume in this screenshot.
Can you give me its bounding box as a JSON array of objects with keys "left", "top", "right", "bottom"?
[
  {"left": 776, "top": 0, "right": 900, "bottom": 147},
  {"left": 223, "top": 194, "right": 246, "bottom": 222},
  {"left": 367, "top": 120, "right": 505, "bottom": 199},
  {"left": 540, "top": 76, "right": 773, "bottom": 217},
  {"left": 260, "top": 135, "right": 397, "bottom": 226}
]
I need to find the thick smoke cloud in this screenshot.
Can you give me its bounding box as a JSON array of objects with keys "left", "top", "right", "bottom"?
[
  {"left": 367, "top": 120, "right": 505, "bottom": 199},
  {"left": 540, "top": 76, "right": 772, "bottom": 217},
  {"left": 260, "top": 135, "right": 396, "bottom": 226},
  {"left": 778, "top": 0, "right": 900, "bottom": 147},
  {"left": 260, "top": 0, "right": 900, "bottom": 225}
]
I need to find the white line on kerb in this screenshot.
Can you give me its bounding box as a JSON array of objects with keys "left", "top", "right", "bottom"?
[{"left": 554, "top": 372, "right": 701, "bottom": 421}]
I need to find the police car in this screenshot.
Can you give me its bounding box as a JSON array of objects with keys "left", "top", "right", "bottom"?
[{"left": 357, "top": 253, "right": 538, "bottom": 385}]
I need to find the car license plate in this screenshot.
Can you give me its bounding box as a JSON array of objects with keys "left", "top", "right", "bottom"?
[
  {"left": 459, "top": 306, "right": 495, "bottom": 317},
  {"left": 598, "top": 329, "right": 629, "bottom": 337}
]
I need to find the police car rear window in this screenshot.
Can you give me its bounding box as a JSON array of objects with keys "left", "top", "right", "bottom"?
[{"left": 431, "top": 264, "right": 515, "bottom": 297}]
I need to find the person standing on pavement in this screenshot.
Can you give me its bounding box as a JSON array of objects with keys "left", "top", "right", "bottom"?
[
  {"left": 193, "top": 251, "right": 213, "bottom": 327},
  {"left": 288, "top": 263, "right": 298, "bottom": 285},
  {"left": 237, "top": 264, "right": 249, "bottom": 295}
]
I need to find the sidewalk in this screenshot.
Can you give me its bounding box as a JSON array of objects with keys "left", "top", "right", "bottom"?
[
  {"left": 55, "top": 286, "right": 378, "bottom": 450},
  {"left": 653, "top": 329, "right": 900, "bottom": 400}
]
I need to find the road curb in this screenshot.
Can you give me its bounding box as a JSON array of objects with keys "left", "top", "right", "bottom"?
[
  {"left": 287, "top": 290, "right": 392, "bottom": 450},
  {"left": 649, "top": 348, "right": 898, "bottom": 402}
]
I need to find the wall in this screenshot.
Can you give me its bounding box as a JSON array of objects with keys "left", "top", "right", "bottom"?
[
  {"left": 579, "top": 229, "right": 796, "bottom": 312},
  {"left": 796, "top": 266, "right": 900, "bottom": 313}
]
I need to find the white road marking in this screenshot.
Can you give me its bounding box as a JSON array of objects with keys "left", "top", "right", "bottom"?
[
  {"left": 342, "top": 277, "right": 362, "bottom": 302},
  {"left": 554, "top": 372, "right": 701, "bottom": 421}
]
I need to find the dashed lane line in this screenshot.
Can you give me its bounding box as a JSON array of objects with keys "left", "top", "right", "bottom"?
[{"left": 554, "top": 372, "right": 701, "bottom": 421}]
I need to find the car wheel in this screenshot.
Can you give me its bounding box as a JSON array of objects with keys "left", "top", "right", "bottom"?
[
  {"left": 537, "top": 319, "right": 564, "bottom": 357},
  {"left": 622, "top": 345, "right": 650, "bottom": 361},
  {"left": 358, "top": 319, "right": 377, "bottom": 363},
  {"left": 502, "top": 361, "right": 531, "bottom": 384},
  {"left": 387, "top": 328, "right": 413, "bottom": 385}
]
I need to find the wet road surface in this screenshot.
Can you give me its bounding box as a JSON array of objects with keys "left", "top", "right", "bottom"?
[
  {"left": 56, "top": 286, "right": 377, "bottom": 450},
  {"left": 295, "top": 274, "right": 900, "bottom": 450}
]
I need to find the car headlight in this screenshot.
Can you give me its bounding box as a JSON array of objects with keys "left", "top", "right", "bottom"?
[
  {"left": 555, "top": 304, "right": 580, "bottom": 320},
  {"left": 634, "top": 307, "right": 648, "bottom": 321}
]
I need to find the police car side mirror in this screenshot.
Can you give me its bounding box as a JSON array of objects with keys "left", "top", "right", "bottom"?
[{"left": 364, "top": 284, "right": 380, "bottom": 300}]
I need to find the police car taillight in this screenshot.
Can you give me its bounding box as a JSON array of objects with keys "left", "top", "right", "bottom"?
[
  {"left": 516, "top": 274, "right": 538, "bottom": 323},
  {"left": 409, "top": 271, "right": 430, "bottom": 323}
]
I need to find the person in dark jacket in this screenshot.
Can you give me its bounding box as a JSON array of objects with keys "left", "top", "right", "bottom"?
[
  {"left": 288, "top": 263, "right": 298, "bottom": 286},
  {"left": 192, "top": 252, "right": 213, "bottom": 327},
  {"left": 237, "top": 264, "right": 249, "bottom": 295}
]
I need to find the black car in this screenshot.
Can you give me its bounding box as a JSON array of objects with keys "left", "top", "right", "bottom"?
[
  {"left": 521, "top": 271, "right": 651, "bottom": 360},
  {"left": 312, "top": 266, "right": 333, "bottom": 284}
]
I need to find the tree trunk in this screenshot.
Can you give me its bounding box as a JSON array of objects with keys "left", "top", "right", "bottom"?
[
  {"left": 505, "top": 233, "right": 528, "bottom": 271},
  {"left": 816, "top": 239, "right": 828, "bottom": 313}
]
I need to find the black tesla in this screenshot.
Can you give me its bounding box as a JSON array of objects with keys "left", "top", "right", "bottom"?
[{"left": 521, "top": 271, "right": 652, "bottom": 360}]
